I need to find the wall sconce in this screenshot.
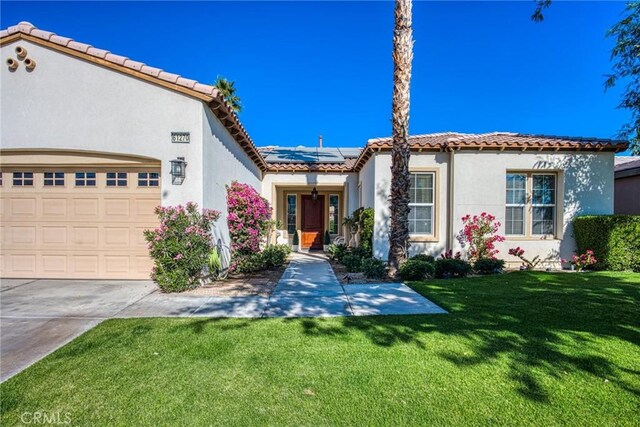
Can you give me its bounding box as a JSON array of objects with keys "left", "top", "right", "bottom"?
[
  {"left": 170, "top": 157, "right": 187, "bottom": 184},
  {"left": 311, "top": 186, "right": 318, "bottom": 201}
]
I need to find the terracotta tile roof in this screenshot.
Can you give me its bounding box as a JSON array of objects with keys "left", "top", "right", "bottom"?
[
  {"left": 354, "top": 132, "right": 629, "bottom": 171},
  {"left": 1, "top": 22, "right": 268, "bottom": 171}
]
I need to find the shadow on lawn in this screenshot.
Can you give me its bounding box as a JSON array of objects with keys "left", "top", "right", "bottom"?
[{"left": 297, "top": 271, "right": 640, "bottom": 403}]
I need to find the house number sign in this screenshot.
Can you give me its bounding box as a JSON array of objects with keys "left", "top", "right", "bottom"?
[{"left": 171, "top": 132, "right": 190, "bottom": 143}]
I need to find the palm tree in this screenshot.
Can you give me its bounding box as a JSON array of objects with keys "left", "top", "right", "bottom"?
[
  {"left": 387, "top": 0, "right": 414, "bottom": 276},
  {"left": 213, "top": 76, "right": 242, "bottom": 113}
]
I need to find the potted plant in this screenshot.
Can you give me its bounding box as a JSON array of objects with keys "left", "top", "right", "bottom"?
[
  {"left": 292, "top": 230, "right": 300, "bottom": 252},
  {"left": 323, "top": 230, "right": 331, "bottom": 251}
]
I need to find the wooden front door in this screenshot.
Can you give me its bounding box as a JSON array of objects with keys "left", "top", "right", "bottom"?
[{"left": 301, "top": 195, "right": 324, "bottom": 249}]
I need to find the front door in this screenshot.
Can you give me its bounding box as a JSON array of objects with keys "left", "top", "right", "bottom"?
[{"left": 301, "top": 195, "right": 324, "bottom": 249}]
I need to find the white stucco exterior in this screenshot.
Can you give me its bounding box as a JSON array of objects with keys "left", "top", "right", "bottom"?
[
  {"left": 366, "top": 150, "right": 615, "bottom": 265},
  {"left": 1, "top": 38, "right": 262, "bottom": 259}
]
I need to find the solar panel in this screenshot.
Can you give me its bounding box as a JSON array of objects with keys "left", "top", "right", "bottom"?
[{"left": 260, "top": 146, "right": 362, "bottom": 164}]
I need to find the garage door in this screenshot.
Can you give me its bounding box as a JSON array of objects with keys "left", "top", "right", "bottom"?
[{"left": 0, "top": 150, "right": 160, "bottom": 279}]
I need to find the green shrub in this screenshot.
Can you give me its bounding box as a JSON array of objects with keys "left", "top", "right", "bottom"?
[
  {"left": 327, "top": 243, "right": 348, "bottom": 261},
  {"left": 474, "top": 258, "right": 505, "bottom": 275},
  {"left": 233, "top": 253, "right": 266, "bottom": 274},
  {"left": 354, "top": 207, "right": 374, "bottom": 257},
  {"left": 435, "top": 258, "right": 472, "bottom": 279},
  {"left": 410, "top": 254, "right": 436, "bottom": 264},
  {"left": 324, "top": 230, "right": 331, "bottom": 245},
  {"left": 292, "top": 230, "right": 299, "bottom": 246},
  {"left": 361, "top": 258, "right": 387, "bottom": 279},
  {"left": 398, "top": 259, "right": 435, "bottom": 281},
  {"left": 573, "top": 215, "right": 640, "bottom": 272},
  {"left": 342, "top": 254, "right": 363, "bottom": 272},
  {"left": 144, "top": 203, "right": 220, "bottom": 293},
  {"left": 261, "top": 244, "right": 291, "bottom": 269}
]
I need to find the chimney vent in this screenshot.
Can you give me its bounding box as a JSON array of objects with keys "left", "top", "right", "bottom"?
[{"left": 318, "top": 134, "right": 323, "bottom": 148}]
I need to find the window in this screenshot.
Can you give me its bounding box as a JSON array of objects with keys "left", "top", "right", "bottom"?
[
  {"left": 505, "top": 172, "right": 557, "bottom": 237},
  {"left": 44, "top": 172, "right": 65, "bottom": 186},
  {"left": 107, "top": 172, "right": 128, "bottom": 187},
  {"left": 505, "top": 174, "right": 526, "bottom": 235},
  {"left": 532, "top": 174, "right": 556, "bottom": 235},
  {"left": 138, "top": 172, "right": 159, "bottom": 187},
  {"left": 75, "top": 172, "right": 96, "bottom": 186},
  {"left": 13, "top": 172, "right": 34, "bottom": 186},
  {"left": 409, "top": 172, "right": 434, "bottom": 235},
  {"left": 329, "top": 195, "right": 339, "bottom": 234},
  {"left": 286, "top": 195, "right": 297, "bottom": 235}
]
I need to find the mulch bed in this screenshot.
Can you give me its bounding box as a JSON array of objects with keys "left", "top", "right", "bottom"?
[
  {"left": 181, "top": 261, "right": 289, "bottom": 297},
  {"left": 329, "top": 259, "right": 394, "bottom": 284}
]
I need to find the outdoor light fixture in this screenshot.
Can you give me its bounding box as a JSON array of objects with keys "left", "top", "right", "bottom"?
[
  {"left": 311, "top": 186, "right": 318, "bottom": 201},
  {"left": 170, "top": 157, "right": 187, "bottom": 179}
]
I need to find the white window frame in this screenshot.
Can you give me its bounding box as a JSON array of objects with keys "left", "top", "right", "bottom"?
[
  {"left": 408, "top": 172, "right": 435, "bottom": 236},
  {"left": 505, "top": 173, "right": 527, "bottom": 237},
  {"left": 286, "top": 194, "right": 297, "bottom": 236},
  {"left": 75, "top": 171, "right": 96, "bottom": 187},
  {"left": 44, "top": 171, "right": 65, "bottom": 187},
  {"left": 531, "top": 173, "right": 556, "bottom": 237},
  {"left": 138, "top": 172, "right": 160, "bottom": 187},
  {"left": 13, "top": 171, "right": 34, "bottom": 187},
  {"left": 328, "top": 194, "right": 339, "bottom": 235},
  {"left": 505, "top": 171, "right": 558, "bottom": 238},
  {"left": 106, "top": 172, "right": 128, "bottom": 187}
]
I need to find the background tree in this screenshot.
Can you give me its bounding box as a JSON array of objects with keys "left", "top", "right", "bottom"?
[
  {"left": 532, "top": 1, "right": 640, "bottom": 154},
  {"left": 388, "top": 0, "right": 414, "bottom": 275},
  {"left": 214, "top": 76, "right": 242, "bottom": 113}
]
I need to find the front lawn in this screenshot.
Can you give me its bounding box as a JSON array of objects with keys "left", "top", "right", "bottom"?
[{"left": 2, "top": 272, "right": 638, "bottom": 426}]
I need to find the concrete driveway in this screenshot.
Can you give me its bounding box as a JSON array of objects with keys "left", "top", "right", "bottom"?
[{"left": 0, "top": 278, "right": 156, "bottom": 382}]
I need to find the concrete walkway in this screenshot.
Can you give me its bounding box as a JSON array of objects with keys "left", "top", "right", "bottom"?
[{"left": 1, "top": 254, "right": 445, "bottom": 381}]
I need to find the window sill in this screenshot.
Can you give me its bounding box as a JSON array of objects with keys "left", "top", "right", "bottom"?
[
  {"left": 409, "top": 235, "right": 439, "bottom": 243},
  {"left": 505, "top": 236, "right": 560, "bottom": 241}
]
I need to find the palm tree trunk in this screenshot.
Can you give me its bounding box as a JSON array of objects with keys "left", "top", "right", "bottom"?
[{"left": 388, "top": 0, "right": 414, "bottom": 276}]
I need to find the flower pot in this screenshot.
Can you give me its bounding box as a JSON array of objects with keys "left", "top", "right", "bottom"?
[
  {"left": 292, "top": 245, "right": 299, "bottom": 252},
  {"left": 323, "top": 244, "right": 329, "bottom": 252}
]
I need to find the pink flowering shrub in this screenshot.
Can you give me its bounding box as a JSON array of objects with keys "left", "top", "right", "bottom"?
[
  {"left": 508, "top": 246, "right": 541, "bottom": 270},
  {"left": 564, "top": 250, "right": 597, "bottom": 272},
  {"left": 144, "top": 202, "right": 220, "bottom": 292},
  {"left": 226, "top": 181, "right": 273, "bottom": 272},
  {"left": 457, "top": 212, "right": 506, "bottom": 261}
]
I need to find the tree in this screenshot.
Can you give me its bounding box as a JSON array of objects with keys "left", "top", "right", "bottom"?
[
  {"left": 387, "top": 0, "right": 414, "bottom": 276},
  {"left": 213, "top": 76, "right": 242, "bottom": 113},
  {"left": 605, "top": 3, "right": 640, "bottom": 154},
  {"left": 532, "top": 1, "right": 640, "bottom": 154}
]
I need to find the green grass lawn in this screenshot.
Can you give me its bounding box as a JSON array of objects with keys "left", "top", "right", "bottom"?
[{"left": 2, "top": 272, "right": 639, "bottom": 426}]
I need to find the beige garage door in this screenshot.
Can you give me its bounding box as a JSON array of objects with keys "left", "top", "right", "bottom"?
[{"left": 0, "top": 150, "right": 160, "bottom": 279}]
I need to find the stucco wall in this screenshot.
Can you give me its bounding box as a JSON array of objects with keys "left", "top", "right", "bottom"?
[
  {"left": 202, "top": 107, "right": 262, "bottom": 258},
  {"left": 359, "top": 156, "right": 376, "bottom": 209},
  {"left": 372, "top": 152, "right": 450, "bottom": 260},
  {"left": 1, "top": 39, "right": 205, "bottom": 205},
  {"left": 370, "top": 150, "right": 614, "bottom": 265},
  {"left": 261, "top": 172, "right": 359, "bottom": 216}
]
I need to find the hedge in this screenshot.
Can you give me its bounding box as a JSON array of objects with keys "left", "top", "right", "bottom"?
[{"left": 573, "top": 215, "right": 640, "bottom": 272}]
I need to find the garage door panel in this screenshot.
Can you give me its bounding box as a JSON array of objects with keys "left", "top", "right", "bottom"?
[
  {"left": 10, "top": 198, "right": 37, "bottom": 218},
  {"left": 41, "top": 226, "right": 68, "bottom": 246},
  {"left": 1, "top": 164, "right": 160, "bottom": 279},
  {"left": 104, "top": 199, "right": 130, "bottom": 217},
  {"left": 42, "top": 255, "right": 67, "bottom": 274}
]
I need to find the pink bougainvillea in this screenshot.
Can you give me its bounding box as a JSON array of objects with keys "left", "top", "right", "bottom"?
[
  {"left": 144, "top": 202, "right": 220, "bottom": 292},
  {"left": 226, "top": 181, "right": 272, "bottom": 261},
  {"left": 457, "top": 212, "right": 505, "bottom": 261},
  {"left": 563, "top": 250, "right": 597, "bottom": 272}
]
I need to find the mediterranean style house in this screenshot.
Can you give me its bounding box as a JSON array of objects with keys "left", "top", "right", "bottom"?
[{"left": 0, "top": 22, "right": 628, "bottom": 279}]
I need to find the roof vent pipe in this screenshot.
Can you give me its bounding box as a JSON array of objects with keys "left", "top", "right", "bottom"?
[{"left": 319, "top": 134, "right": 323, "bottom": 148}]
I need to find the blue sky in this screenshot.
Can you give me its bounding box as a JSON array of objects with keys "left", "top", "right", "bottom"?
[{"left": 1, "top": 1, "right": 630, "bottom": 148}]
